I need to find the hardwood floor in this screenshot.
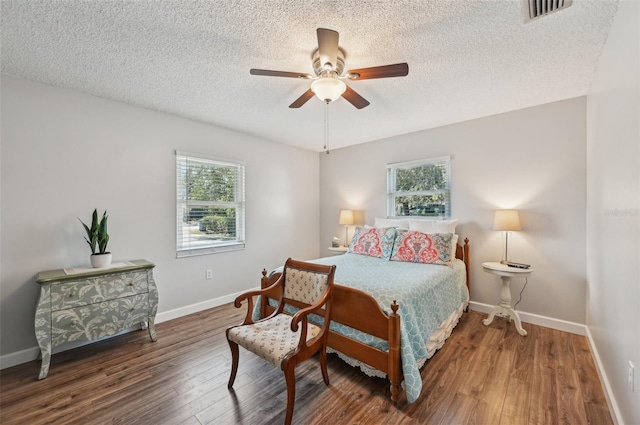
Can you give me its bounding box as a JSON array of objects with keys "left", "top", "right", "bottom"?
[{"left": 0, "top": 304, "right": 613, "bottom": 425}]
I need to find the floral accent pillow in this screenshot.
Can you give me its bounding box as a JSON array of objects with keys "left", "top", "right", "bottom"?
[
  {"left": 348, "top": 227, "right": 397, "bottom": 259},
  {"left": 390, "top": 230, "right": 453, "bottom": 265}
]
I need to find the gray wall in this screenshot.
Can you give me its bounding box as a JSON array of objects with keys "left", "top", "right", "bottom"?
[
  {"left": 0, "top": 75, "right": 320, "bottom": 359},
  {"left": 319, "top": 97, "right": 587, "bottom": 324},
  {"left": 586, "top": 0, "right": 640, "bottom": 423}
]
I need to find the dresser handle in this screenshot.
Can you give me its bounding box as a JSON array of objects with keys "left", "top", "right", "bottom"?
[
  {"left": 127, "top": 281, "right": 134, "bottom": 287},
  {"left": 70, "top": 320, "right": 77, "bottom": 327},
  {"left": 67, "top": 292, "right": 76, "bottom": 298}
]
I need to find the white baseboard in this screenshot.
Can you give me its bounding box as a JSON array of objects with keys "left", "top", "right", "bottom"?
[
  {"left": 468, "top": 301, "right": 586, "bottom": 335},
  {"left": 154, "top": 287, "right": 256, "bottom": 324},
  {"left": 0, "top": 296, "right": 610, "bottom": 380},
  {"left": 0, "top": 346, "right": 41, "bottom": 371},
  {"left": 0, "top": 287, "right": 257, "bottom": 371},
  {"left": 585, "top": 327, "right": 623, "bottom": 425}
]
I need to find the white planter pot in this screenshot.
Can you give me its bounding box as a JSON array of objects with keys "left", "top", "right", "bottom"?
[{"left": 90, "top": 253, "right": 112, "bottom": 268}]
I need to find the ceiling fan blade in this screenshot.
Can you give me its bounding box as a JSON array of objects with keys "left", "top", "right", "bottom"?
[
  {"left": 342, "top": 86, "right": 370, "bottom": 109},
  {"left": 317, "top": 28, "right": 339, "bottom": 71},
  {"left": 250, "top": 69, "right": 313, "bottom": 79},
  {"left": 289, "top": 89, "right": 315, "bottom": 108},
  {"left": 346, "top": 63, "right": 409, "bottom": 80}
]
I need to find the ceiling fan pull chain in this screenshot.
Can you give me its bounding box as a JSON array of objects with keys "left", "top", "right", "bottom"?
[{"left": 324, "top": 100, "right": 330, "bottom": 154}]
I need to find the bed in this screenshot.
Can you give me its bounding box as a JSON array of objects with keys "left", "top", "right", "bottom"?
[{"left": 258, "top": 230, "right": 470, "bottom": 405}]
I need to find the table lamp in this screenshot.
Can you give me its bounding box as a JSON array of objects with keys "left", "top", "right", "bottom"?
[
  {"left": 493, "top": 209, "right": 521, "bottom": 264},
  {"left": 338, "top": 209, "right": 354, "bottom": 247}
]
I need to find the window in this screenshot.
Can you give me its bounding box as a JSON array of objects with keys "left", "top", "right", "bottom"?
[
  {"left": 387, "top": 156, "right": 451, "bottom": 219},
  {"left": 176, "top": 151, "right": 245, "bottom": 257}
]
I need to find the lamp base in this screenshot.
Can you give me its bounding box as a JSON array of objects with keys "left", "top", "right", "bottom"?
[{"left": 500, "top": 231, "right": 511, "bottom": 265}]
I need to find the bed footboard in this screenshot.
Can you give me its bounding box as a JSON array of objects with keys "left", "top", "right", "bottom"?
[
  {"left": 329, "top": 285, "right": 402, "bottom": 404},
  {"left": 260, "top": 271, "right": 403, "bottom": 404}
]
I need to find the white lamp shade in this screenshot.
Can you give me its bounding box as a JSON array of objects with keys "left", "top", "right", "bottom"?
[
  {"left": 338, "top": 209, "right": 354, "bottom": 225},
  {"left": 493, "top": 209, "right": 521, "bottom": 231},
  {"left": 311, "top": 77, "right": 347, "bottom": 102}
]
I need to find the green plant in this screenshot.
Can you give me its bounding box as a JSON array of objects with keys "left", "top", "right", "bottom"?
[
  {"left": 79, "top": 209, "right": 109, "bottom": 254},
  {"left": 201, "top": 215, "right": 229, "bottom": 234}
]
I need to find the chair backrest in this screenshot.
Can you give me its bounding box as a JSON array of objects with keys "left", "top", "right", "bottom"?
[{"left": 282, "top": 259, "right": 334, "bottom": 307}]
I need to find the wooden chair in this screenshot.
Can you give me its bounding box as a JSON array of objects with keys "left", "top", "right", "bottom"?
[{"left": 226, "top": 258, "right": 336, "bottom": 425}]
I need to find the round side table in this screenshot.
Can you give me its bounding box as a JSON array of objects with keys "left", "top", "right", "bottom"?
[
  {"left": 327, "top": 246, "right": 348, "bottom": 255},
  {"left": 481, "top": 262, "right": 533, "bottom": 336}
]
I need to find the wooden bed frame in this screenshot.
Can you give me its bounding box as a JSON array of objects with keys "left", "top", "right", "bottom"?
[{"left": 259, "top": 238, "right": 470, "bottom": 405}]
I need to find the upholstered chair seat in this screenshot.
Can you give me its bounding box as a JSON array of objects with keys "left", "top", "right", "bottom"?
[{"left": 227, "top": 313, "right": 322, "bottom": 367}]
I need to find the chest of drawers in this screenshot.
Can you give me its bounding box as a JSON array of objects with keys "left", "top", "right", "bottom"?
[{"left": 35, "top": 260, "right": 158, "bottom": 379}]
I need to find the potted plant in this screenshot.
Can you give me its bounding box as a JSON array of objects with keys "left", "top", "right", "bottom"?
[{"left": 79, "top": 209, "right": 111, "bottom": 268}]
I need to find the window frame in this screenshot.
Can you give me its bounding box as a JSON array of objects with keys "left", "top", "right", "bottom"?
[
  {"left": 386, "top": 155, "right": 451, "bottom": 219},
  {"left": 176, "top": 151, "right": 245, "bottom": 257}
]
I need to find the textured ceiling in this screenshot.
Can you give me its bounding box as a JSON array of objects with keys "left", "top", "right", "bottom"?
[{"left": 1, "top": 0, "right": 619, "bottom": 152}]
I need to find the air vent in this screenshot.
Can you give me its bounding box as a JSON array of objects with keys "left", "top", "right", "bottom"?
[{"left": 522, "top": 0, "right": 573, "bottom": 23}]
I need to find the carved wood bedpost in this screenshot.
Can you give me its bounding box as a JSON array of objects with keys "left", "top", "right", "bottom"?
[
  {"left": 260, "top": 269, "right": 268, "bottom": 319},
  {"left": 463, "top": 238, "right": 470, "bottom": 310},
  {"left": 388, "top": 300, "right": 401, "bottom": 405}
]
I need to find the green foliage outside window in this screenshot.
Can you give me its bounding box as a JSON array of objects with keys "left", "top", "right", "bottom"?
[
  {"left": 184, "top": 163, "right": 238, "bottom": 240},
  {"left": 395, "top": 164, "right": 445, "bottom": 192},
  {"left": 186, "top": 165, "right": 236, "bottom": 203},
  {"left": 388, "top": 157, "right": 450, "bottom": 218},
  {"left": 177, "top": 152, "right": 245, "bottom": 255}
]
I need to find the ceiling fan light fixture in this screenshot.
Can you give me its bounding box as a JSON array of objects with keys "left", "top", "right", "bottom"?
[
  {"left": 250, "top": 28, "right": 409, "bottom": 109},
  {"left": 311, "top": 77, "right": 346, "bottom": 102}
]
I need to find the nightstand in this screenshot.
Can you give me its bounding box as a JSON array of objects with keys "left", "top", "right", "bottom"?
[
  {"left": 481, "top": 261, "right": 532, "bottom": 336},
  {"left": 328, "top": 246, "right": 348, "bottom": 255}
]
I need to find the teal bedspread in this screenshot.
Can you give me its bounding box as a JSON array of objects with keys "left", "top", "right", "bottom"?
[{"left": 259, "top": 253, "right": 468, "bottom": 403}]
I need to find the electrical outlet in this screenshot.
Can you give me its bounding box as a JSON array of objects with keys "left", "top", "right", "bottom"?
[
  {"left": 206, "top": 269, "right": 213, "bottom": 280},
  {"left": 629, "top": 361, "right": 635, "bottom": 392}
]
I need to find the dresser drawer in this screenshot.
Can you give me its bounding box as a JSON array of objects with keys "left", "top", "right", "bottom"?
[
  {"left": 50, "top": 270, "right": 149, "bottom": 311},
  {"left": 51, "top": 293, "right": 149, "bottom": 347}
]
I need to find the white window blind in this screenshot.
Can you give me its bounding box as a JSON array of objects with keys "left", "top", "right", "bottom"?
[
  {"left": 176, "top": 151, "right": 245, "bottom": 257},
  {"left": 387, "top": 156, "right": 451, "bottom": 219}
]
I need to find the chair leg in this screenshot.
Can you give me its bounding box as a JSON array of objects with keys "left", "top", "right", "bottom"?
[
  {"left": 320, "top": 347, "right": 330, "bottom": 386},
  {"left": 227, "top": 338, "right": 239, "bottom": 389},
  {"left": 283, "top": 364, "right": 296, "bottom": 425}
]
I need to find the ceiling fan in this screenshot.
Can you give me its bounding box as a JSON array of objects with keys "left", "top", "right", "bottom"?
[{"left": 250, "top": 28, "right": 409, "bottom": 109}]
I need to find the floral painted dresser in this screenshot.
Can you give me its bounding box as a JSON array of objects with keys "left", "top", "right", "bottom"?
[{"left": 35, "top": 259, "right": 158, "bottom": 379}]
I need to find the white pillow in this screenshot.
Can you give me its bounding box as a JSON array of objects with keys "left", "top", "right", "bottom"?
[
  {"left": 374, "top": 217, "right": 410, "bottom": 229},
  {"left": 408, "top": 219, "right": 458, "bottom": 234}
]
